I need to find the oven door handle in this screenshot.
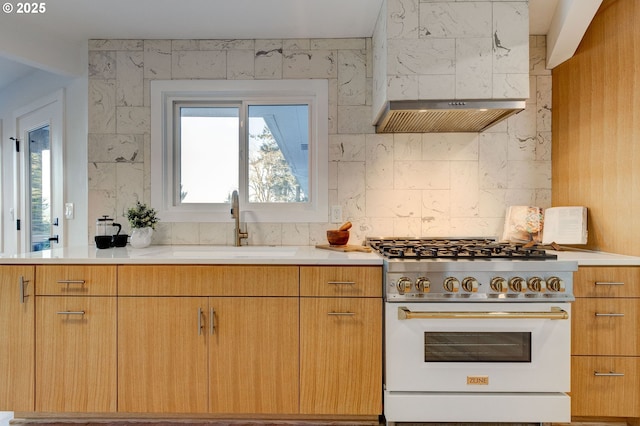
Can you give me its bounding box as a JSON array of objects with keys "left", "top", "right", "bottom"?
[{"left": 398, "top": 306, "right": 569, "bottom": 320}]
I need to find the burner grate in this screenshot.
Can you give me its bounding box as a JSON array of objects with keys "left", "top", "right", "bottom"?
[{"left": 366, "top": 237, "right": 557, "bottom": 260}]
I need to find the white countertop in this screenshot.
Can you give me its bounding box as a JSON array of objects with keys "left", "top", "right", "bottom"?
[
  {"left": 0, "top": 244, "right": 383, "bottom": 265},
  {"left": 2, "top": 244, "right": 640, "bottom": 267},
  {"left": 552, "top": 248, "right": 640, "bottom": 266}
]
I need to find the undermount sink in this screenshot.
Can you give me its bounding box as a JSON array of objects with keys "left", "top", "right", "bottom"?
[{"left": 162, "top": 246, "right": 298, "bottom": 258}]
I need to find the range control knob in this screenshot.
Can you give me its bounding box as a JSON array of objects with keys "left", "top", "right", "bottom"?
[
  {"left": 415, "top": 277, "right": 431, "bottom": 293},
  {"left": 547, "top": 277, "right": 566, "bottom": 292},
  {"left": 509, "top": 277, "right": 527, "bottom": 293},
  {"left": 443, "top": 277, "right": 460, "bottom": 293},
  {"left": 461, "top": 277, "right": 479, "bottom": 293},
  {"left": 528, "top": 277, "right": 547, "bottom": 292},
  {"left": 490, "top": 277, "right": 508, "bottom": 293},
  {"left": 396, "top": 277, "right": 412, "bottom": 294}
]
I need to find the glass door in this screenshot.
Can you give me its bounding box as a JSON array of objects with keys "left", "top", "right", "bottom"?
[{"left": 13, "top": 90, "right": 64, "bottom": 254}]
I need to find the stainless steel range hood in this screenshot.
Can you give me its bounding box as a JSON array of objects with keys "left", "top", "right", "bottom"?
[{"left": 375, "top": 99, "right": 526, "bottom": 133}]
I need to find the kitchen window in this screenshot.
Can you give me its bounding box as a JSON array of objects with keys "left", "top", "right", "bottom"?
[{"left": 151, "top": 79, "right": 328, "bottom": 222}]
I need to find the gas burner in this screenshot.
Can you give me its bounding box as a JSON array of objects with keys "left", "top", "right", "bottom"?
[{"left": 366, "top": 237, "right": 557, "bottom": 260}]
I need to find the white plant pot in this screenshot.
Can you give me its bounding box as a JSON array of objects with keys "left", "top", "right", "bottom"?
[{"left": 130, "top": 227, "right": 153, "bottom": 249}]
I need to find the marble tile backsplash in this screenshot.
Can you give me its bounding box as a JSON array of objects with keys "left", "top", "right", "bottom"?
[{"left": 87, "top": 35, "right": 551, "bottom": 246}]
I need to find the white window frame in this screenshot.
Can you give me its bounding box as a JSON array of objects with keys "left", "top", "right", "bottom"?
[{"left": 151, "top": 79, "right": 328, "bottom": 223}]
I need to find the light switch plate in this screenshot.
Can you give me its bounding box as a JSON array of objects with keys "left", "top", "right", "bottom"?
[
  {"left": 330, "top": 205, "right": 342, "bottom": 223},
  {"left": 64, "top": 203, "right": 74, "bottom": 219}
]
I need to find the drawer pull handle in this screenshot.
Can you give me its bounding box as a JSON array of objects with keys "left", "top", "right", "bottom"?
[
  {"left": 56, "top": 311, "right": 85, "bottom": 316},
  {"left": 328, "top": 312, "right": 355, "bottom": 316},
  {"left": 210, "top": 308, "right": 216, "bottom": 335},
  {"left": 594, "top": 371, "right": 624, "bottom": 377},
  {"left": 19, "top": 276, "right": 30, "bottom": 304},
  {"left": 594, "top": 281, "right": 624, "bottom": 286},
  {"left": 327, "top": 281, "right": 355, "bottom": 285},
  {"left": 58, "top": 280, "right": 86, "bottom": 285},
  {"left": 198, "top": 308, "right": 204, "bottom": 336},
  {"left": 595, "top": 313, "right": 625, "bottom": 317}
]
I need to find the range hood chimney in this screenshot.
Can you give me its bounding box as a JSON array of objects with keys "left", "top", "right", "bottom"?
[
  {"left": 372, "top": 0, "right": 529, "bottom": 134},
  {"left": 375, "top": 99, "right": 526, "bottom": 133}
]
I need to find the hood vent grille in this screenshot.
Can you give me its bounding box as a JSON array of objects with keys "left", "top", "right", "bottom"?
[{"left": 375, "top": 100, "right": 526, "bottom": 133}]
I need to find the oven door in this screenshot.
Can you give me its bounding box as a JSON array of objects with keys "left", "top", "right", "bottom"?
[{"left": 385, "top": 301, "right": 571, "bottom": 393}]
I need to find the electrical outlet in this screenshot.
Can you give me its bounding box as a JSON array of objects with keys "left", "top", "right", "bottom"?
[{"left": 330, "top": 205, "right": 342, "bottom": 223}]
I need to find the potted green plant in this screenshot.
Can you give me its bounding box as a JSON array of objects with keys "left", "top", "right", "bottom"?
[{"left": 126, "top": 202, "right": 159, "bottom": 248}]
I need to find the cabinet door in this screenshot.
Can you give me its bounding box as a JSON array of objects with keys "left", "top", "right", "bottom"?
[
  {"left": 118, "top": 297, "right": 208, "bottom": 413},
  {"left": 571, "top": 355, "right": 640, "bottom": 417},
  {"left": 35, "top": 296, "right": 116, "bottom": 412},
  {"left": 209, "top": 297, "right": 298, "bottom": 414},
  {"left": 572, "top": 298, "right": 640, "bottom": 356},
  {"left": 300, "top": 297, "right": 382, "bottom": 415},
  {"left": 0, "top": 266, "right": 34, "bottom": 411}
]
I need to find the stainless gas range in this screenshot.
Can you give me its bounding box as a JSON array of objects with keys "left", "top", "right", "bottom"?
[{"left": 366, "top": 237, "right": 578, "bottom": 425}]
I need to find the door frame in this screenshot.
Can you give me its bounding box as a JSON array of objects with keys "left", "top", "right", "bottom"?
[{"left": 12, "top": 89, "right": 65, "bottom": 253}]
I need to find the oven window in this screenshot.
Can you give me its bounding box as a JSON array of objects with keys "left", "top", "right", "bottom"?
[{"left": 424, "top": 332, "right": 531, "bottom": 362}]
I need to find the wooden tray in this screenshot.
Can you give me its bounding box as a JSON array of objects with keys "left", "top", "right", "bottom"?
[{"left": 315, "top": 244, "right": 372, "bottom": 253}]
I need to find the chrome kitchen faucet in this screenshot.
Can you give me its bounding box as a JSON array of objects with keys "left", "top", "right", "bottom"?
[{"left": 230, "top": 190, "right": 248, "bottom": 246}]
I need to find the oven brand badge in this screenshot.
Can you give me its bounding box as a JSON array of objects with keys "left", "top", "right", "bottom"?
[{"left": 467, "top": 376, "right": 489, "bottom": 385}]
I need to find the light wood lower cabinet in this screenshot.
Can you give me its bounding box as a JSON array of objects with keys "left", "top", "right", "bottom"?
[
  {"left": 117, "top": 265, "right": 300, "bottom": 415},
  {"left": 299, "top": 266, "right": 383, "bottom": 416},
  {"left": 36, "top": 296, "right": 117, "bottom": 412},
  {"left": 118, "top": 297, "right": 209, "bottom": 413},
  {"left": 0, "top": 263, "right": 382, "bottom": 418},
  {"left": 209, "top": 297, "right": 298, "bottom": 414},
  {"left": 0, "top": 266, "right": 35, "bottom": 412},
  {"left": 300, "top": 297, "right": 382, "bottom": 415},
  {"left": 118, "top": 295, "right": 299, "bottom": 414},
  {"left": 571, "top": 266, "right": 640, "bottom": 419}
]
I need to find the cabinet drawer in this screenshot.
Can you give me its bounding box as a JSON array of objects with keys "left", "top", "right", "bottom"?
[
  {"left": 572, "top": 298, "right": 640, "bottom": 356},
  {"left": 118, "top": 265, "right": 298, "bottom": 296},
  {"left": 571, "top": 355, "right": 640, "bottom": 417},
  {"left": 575, "top": 266, "right": 640, "bottom": 297},
  {"left": 300, "top": 266, "right": 382, "bottom": 297},
  {"left": 36, "top": 265, "right": 116, "bottom": 296}
]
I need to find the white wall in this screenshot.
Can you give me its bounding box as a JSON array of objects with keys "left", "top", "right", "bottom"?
[{"left": 0, "top": 50, "right": 88, "bottom": 254}]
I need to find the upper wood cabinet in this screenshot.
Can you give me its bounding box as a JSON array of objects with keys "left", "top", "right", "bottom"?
[
  {"left": 36, "top": 265, "right": 116, "bottom": 296},
  {"left": 0, "top": 266, "right": 35, "bottom": 412}
]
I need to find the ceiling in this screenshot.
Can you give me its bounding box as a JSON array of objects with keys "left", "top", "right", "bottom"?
[{"left": 0, "top": 0, "right": 560, "bottom": 92}]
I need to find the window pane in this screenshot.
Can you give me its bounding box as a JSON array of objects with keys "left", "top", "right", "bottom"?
[
  {"left": 248, "top": 105, "right": 309, "bottom": 203},
  {"left": 29, "top": 125, "right": 51, "bottom": 251},
  {"left": 179, "top": 106, "right": 239, "bottom": 203}
]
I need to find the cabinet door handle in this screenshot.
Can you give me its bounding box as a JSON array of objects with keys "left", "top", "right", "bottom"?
[
  {"left": 57, "top": 311, "right": 85, "bottom": 316},
  {"left": 594, "top": 371, "right": 625, "bottom": 377},
  {"left": 595, "top": 313, "right": 625, "bottom": 317},
  {"left": 327, "top": 281, "right": 355, "bottom": 285},
  {"left": 19, "top": 276, "right": 30, "bottom": 304},
  {"left": 594, "top": 281, "right": 624, "bottom": 286},
  {"left": 327, "top": 312, "right": 355, "bottom": 316},
  {"left": 210, "top": 308, "right": 216, "bottom": 335},
  {"left": 198, "top": 308, "right": 204, "bottom": 336}
]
